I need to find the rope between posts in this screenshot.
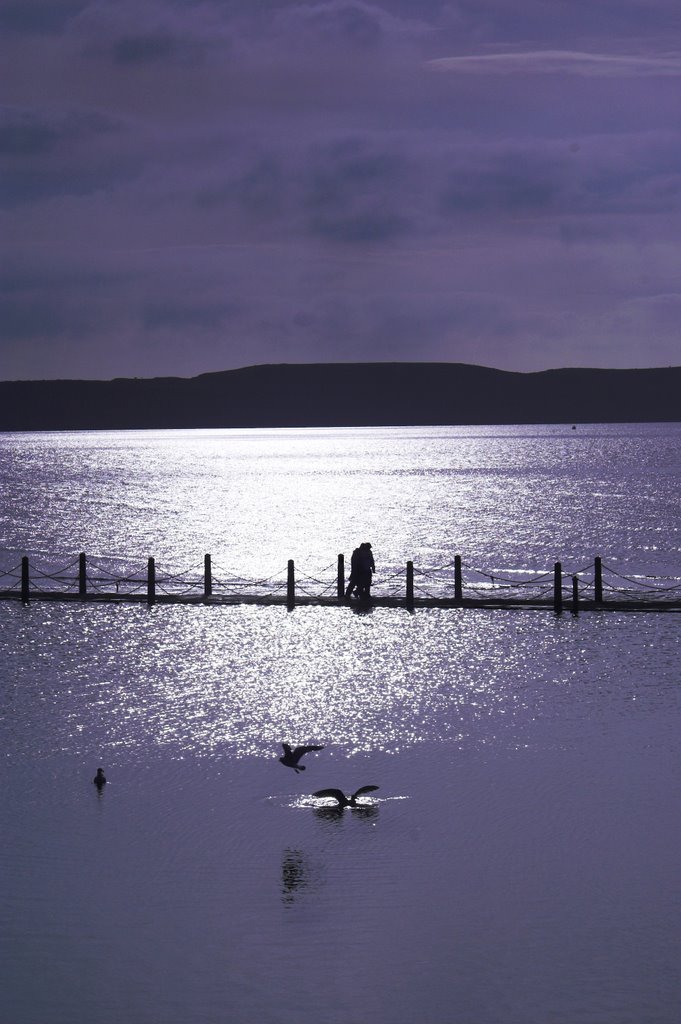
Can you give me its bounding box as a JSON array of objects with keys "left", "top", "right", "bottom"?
[
  {"left": 462, "top": 565, "right": 555, "bottom": 587},
  {"left": 28, "top": 565, "right": 77, "bottom": 582},
  {"left": 0, "top": 579, "right": 22, "bottom": 592},
  {"left": 87, "top": 558, "right": 146, "bottom": 575},
  {"left": 571, "top": 563, "right": 592, "bottom": 576},
  {"left": 155, "top": 580, "right": 203, "bottom": 596},
  {"left": 214, "top": 579, "right": 274, "bottom": 593},
  {"left": 211, "top": 562, "right": 289, "bottom": 586},
  {"left": 158, "top": 566, "right": 204, "bottom": 584},
  {"left": 413, "top": 567, "right": 455, "bottom": 581},
  {"left": 296, "top": 583, "right": 336, "bottom": 597},
  {"left": 42, "top": 555, "right": 81, "bottom": 575},
  {"left": 602, "top": 579, "right": 681, "bottom": 597},
  {"left": 380, "top": 569, "right": 406, "bottom": 584},
  {"left": 0, "top": 563, "right": 25, "bottom": 580},
  {"left": 413, "top": 582, "right": 439, "bottom": 598},
  {"left": 296, "top": 569, "right": 336, "bottom": 586},
  {"left": 85, "top": 576, "right": 111, "bottom": 594},
  {"left": 267, "top": 580, "right": 289, "bottom": 593},
  {"left": 601, "top": 565, "right": 681, "bottom": 591},
  {"left": 211, "top": 578, "right": 251, "bottom": 592},
  {"left": 117, "top": 579, "right": 148, "bottom": 595}
]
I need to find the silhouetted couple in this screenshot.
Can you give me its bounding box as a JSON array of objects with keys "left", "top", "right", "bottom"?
[{"left": 345, "top": 542, "right": 375, "bottom": 601}]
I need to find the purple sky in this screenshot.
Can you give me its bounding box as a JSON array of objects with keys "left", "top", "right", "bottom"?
[{"left": 3, "top": 1, "right": 681, "bottom": 380}]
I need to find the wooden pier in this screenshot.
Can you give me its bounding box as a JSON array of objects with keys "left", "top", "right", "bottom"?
[{"left": 2, "top": 553, "right": 681, "bottom": 613}]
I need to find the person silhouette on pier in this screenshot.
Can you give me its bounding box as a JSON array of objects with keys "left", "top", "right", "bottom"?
[
  {"left": 345, "top": 545, "right": 361, "bottom": 600},
  {"left": 358, "top": 542, "right": 375, "bottom": 599},
  {"left": 346, "top": 542, "right": 375, "bottom": 601}
]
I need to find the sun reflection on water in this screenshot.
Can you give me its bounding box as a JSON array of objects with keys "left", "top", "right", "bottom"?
[{"left": 2, "top": 602, "right": 679, "bottom": 767}]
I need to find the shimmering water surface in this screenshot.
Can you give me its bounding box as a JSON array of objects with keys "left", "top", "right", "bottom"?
[{"left": 2, "top": 425, "right": 681, "bottom": 1024}]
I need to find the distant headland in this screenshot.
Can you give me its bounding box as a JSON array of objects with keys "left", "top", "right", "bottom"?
[{"left": 1, "top": 362, "right": 679, "bottom": 431}]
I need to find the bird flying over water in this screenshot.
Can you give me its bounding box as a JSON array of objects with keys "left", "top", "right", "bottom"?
[
  {"left": 279, "top": 743, "right": 324, "bottom": 772},
  {"left": 312, "top": 786, "right": 379, "bottom": 807}
]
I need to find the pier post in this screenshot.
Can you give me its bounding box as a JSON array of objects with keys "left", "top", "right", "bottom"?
[
  {"left": 287, "top": 559, "right": 295, "bottom": 609},
  {"left": 204, "top": 554, "right": 212, "bottom": 597},
  {"left": 572, "top": 575, "right": 579, "bottom": 615},
  {"left": 21, "top": 556, "right": 29, "bottom": 605},
  {"left": 553, "top": 562, "right": 562, "bottom": 614},
  {"left": 406, "top": 560, "right": 414, "bottom": 609},
  {"left": 337, "top": 554, "right": 344, "bottom": 602},
  {"left": 147, "top": 557, "right": 156, "bottom": 606},
  {"left": 594, "top": 556, "right": 603, "bottom": 604},
  {"left": 79, "top": 552, "right": 87, "bottom": 598},
  {"left": 454, "top": 554, "right": 463, "bottom": 605}
]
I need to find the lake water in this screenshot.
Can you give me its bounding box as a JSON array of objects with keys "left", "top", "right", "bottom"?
[{"left": 2, "top": 425, "right": 681, "bottom": 1024}]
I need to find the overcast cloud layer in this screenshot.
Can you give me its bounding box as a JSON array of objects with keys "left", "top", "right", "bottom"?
[{"left": 3, "top": 0, "right": 681, "bottom": 379}]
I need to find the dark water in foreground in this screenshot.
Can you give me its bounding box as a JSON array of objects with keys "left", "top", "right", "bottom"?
[{"left": 2, "top": 426, "right": 681, "bottom": 1023}]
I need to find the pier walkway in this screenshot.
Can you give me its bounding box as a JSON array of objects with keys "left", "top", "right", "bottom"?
[{"left": 2, "top": 553, "right": 681, "bottom": 613}]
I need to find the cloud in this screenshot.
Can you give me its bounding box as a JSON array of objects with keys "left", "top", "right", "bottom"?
[
  {"left": 613, "top": 291, "right": 681, "bottom": 333},
  {"left": 142, "top": 301, "right": 241, "bottom": 331},
  {"left": 0, "top": 111, "right": 59, "bottom": 156},
  {"left": 0, "top": 259, "right": 133, "bottom": 367},
  {"left": 111, "top": 31, "right": 204, "bottom": 67},
  {"left": 71, "top": 0, "right": 230, "bottom": 68},
  {"left": 265, "top": 0, "right": 434, "bottom": 52},
  {"left": 303, "top": 139, "right": 413, "bottom": 242},
  {"left": 195, "top": 156, "right": 287, "bottom": 222},
  {"left": 0, "top": 297, "right": 88, "bottom": 341},
  {"left": 440, "top": 150, "right": 562, "bottom": 216},
  {"left": 272, "top": 1, "right": 386, "bottom": 50},
  {"left": 0, "top": 0, "right": 87, "bottom": 36},
  {"left": 431, "top": 127, "right": 681, "bottom": 230},
  {"left": 189, "top": 136, "right": 420, "bottom": 244},
  {"left": 428, "top": 50, "right": 681, "bottom": 77},
  {"left": 0, "top": 106, "right": 135, "bottom": 205}
]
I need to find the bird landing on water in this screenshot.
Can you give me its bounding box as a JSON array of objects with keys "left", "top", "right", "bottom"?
[{"left": 312, "top": 786, "right": 379, "bottom": 808}]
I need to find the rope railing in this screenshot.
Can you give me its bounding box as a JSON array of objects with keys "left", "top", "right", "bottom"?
[
  {"left": 460, "top": 564, "right": 556, "bottom": 588},
  {"left": 0, "top": 562, "right": 25, "bottom": 580},
  {"left": 1, "top": 578, "right": 23, "bottom": 592},
  {"left": 600, "top": 563, "right": 681, "bottom": 594},
  {"left": 376, "top": 567, "right": 409, "bottom": 600},
  {"left": 2, "top": 551, "right": 680, "bottom": 610},
  {"left": 602, "top": 579, "right": 681, "bottom": 598}
]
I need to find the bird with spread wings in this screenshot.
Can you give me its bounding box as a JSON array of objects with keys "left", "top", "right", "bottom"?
[
  {"left": 279, "top": 743, "right": 325, "bottom": 773},
  {"left": 312, "top": 786, "right": 379, "bottom": 807}
]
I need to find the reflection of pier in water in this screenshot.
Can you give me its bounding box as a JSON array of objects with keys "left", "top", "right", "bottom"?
[{"left": 2, "top": 553, "right": 681, "bottom": 614}]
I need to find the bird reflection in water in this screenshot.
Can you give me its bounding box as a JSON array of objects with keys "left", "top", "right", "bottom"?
[
  {"left": 313, "top": 803, "right": 379, "bottom": 824},
  {"left": 281, "top": 848, "right": 318, "bottom": 906},
  {"left": 312, "top": 786, "right": 380, "bottom": 823}
]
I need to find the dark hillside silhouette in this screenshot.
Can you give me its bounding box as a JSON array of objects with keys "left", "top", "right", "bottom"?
[{"left": 1, "top": 362, "right": 679, "bottom": 430}]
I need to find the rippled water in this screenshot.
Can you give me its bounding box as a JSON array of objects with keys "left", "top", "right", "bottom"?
[
  {"left": 2, "top": 425, "right": 681, "bottom": 1024},
  {"left": 3, "top": 423, "right": 681, "bottom": 579}
]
